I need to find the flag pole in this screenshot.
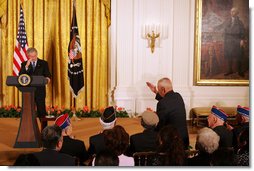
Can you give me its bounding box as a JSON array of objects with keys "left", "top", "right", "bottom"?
[
  {"left": 71, "top": 0, "right": 80, "bottom": 121},
  {"left": 72, "top": 96, "right": 81, "bottom": 121}
]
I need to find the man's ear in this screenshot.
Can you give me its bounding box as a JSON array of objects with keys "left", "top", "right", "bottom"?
[
  {"left": 56, "top": 140, "right": 63, "bottom": 151},
  {"left": 214, "top": 117, "right": 217, "bottom": 123}
]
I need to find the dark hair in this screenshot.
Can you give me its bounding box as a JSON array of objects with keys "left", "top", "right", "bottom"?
[
  {"left": 13, "top": 153, "right": 40, "bottom": 166},
  {"left": 95, "top": 150, "right": 119, "bottom": 166},
  {"left": 104, "top": 125, "right": 129, "bottom": 156},
  {"left": 41, "top": 125, "right": 62, "bottom": 149},
  {"left": 157, "top": 125, "right": 185, "bottom": 166}
]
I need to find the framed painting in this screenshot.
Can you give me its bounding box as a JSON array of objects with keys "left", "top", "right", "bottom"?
[{"left": 194, "top": 0, "right": 249, "bottom": 86}]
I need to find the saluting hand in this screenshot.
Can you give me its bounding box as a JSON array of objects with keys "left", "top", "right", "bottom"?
[{"left": 146, "top": 82, "right": 157, "bottom": 94}]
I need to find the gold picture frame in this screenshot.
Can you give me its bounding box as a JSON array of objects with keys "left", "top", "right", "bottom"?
[{"left": 194, "top": 0, "right": 249, "bottom": 86}]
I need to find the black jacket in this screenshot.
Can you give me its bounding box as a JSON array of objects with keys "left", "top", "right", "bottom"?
[
  {"left": 155, "top": 91, "right": 189, "bottom": 148},
  {"left": 128, "top": 129, "right": 159, "bottom": 156},
  {"left": 88, "top": 133, "right": 106, "bottom": 157},
  {"left": 19, "top": 58, "right": 51, "bottom": 99},
  {"left": 33, "top": 148, "right": 75, "bottom": 166},
  {"left": 60, "top": 136, "right": 89, "bottom": 165},
  {"left": 213, "top": 125, "right": 233, "bottom": 148}
]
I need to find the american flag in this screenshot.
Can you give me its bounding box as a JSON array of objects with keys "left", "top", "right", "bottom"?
[
  {"left": 13, "top": 5, "right": 28, "bottom": 76},
  {"left": 67, "top": 2, "right": 84, "bottom": 97}
]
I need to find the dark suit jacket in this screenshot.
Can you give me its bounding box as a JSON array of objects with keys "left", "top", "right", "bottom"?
[
  {"left": 60, "top": 136, "right": 89, "bottom": 165},
  {"left": 155, "top": 91, "right": 189, "bottom": 148},
  {"left": 19, "top": 58, "right": 51, "bottom": 100},
  {"left": 213, "top": 125, "right": 233, "bottom": 148},
  {"left": 128, "top": 129, "right": 159, "bottom": 156},
  {"left": 187, "top": 152, "right": 211, "bottom": 166},
  {"left": 88, "top": 133, "right": 106, "bottom": 157},
  {"left": 33, "top": 148, "right": 75, "bottom": 166},
  {"left": 232, "top": 122, "right": 249, "bottom": 150}
]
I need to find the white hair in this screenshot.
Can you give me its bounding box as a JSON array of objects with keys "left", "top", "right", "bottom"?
[
  {"left": 158, "top": 77, "right": 173, "bottom": 91},
  {"left": 196, "top": 127, "right": 220, "bottom": 154},
  {"left": 99, "top": 117, "right": 116, "bottom": 130}
]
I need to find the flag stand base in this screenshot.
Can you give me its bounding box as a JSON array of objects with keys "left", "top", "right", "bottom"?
[{"left": 73, "top": 113, "right": 81, "bottom": 121}]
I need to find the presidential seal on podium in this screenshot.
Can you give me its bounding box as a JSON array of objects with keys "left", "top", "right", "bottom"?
[{"left": 18, "top": 74, "right": 31, "bottom": 86}]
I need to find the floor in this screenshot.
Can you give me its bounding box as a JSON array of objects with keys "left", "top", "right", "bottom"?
[{"left": 0, "top": 118, "right": 200, "bottom": 166}]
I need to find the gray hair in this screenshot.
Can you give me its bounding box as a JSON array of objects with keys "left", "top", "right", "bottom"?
[
  {"left": 26, "top": 47, "right": 38, "bottom": 54},
  {"left": 196, "top": 127, "right": 220, "bottom": 154},
  {"left": 158, "top": 77, "right": 173, "bottom": 90}
]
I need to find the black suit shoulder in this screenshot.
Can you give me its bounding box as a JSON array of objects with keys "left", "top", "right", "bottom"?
[
  {"left": 88, "top": 133, "right": 106, "bottom": 156},
  {"left": 60, "top": 136, "right": 89, "bottom": 164},
  {"left": 33, "top": 149, "right": 75, "bottom": 166}
]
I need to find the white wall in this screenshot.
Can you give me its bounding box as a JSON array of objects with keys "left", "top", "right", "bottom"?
[{"left": 109, "top": 0, "right": 249, "bottom": 119}]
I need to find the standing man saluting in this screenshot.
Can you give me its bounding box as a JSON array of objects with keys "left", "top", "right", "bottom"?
[
  {"left": 146, "top": 78, "right": 189, "bottom": 149},
  {"left": 19, "top": 47, "right": 51, "bottom": 130}
]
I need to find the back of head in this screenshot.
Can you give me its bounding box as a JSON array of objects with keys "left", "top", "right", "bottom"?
[
  {"left": 94, "top": 150, "right": 119, "bottom": 166},
  {"left": 196, "top": 127, "right": 220, "bottom": 154},
  {"left": 104, "top": 125, "right": 129, "bottom": 156},
  {"left": 100, "top": 106, "right": 116, "bottom": 130},
  {"left": 13, "top": 153, "right": 40, "bottom": 166},
  {"left": 141, "top": 111, "right": 159, "bottom": 129},
  {"left": 41, "top": 125, "right": 62, "bottom": 150},
  {"left": 158, "top": 125, "right": 185, "bottom": 165}
]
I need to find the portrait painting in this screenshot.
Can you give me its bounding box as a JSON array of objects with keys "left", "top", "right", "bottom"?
[{"left": 194, "top": 0, "right": 249, "bottom": 86}]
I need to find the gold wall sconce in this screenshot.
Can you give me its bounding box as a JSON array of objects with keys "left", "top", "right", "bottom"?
[{"left": 142, "top": 24, "right": 168, "bottom": 53}]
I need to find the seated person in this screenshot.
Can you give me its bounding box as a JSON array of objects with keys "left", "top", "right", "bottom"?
[
  {"left": 188, "top": 127, "right": 220, "bottom": 166},
  {"left": 88, "top": 106, "right": 116, "bottom": 157},
  {"left": 156, "top": 125, "right": 186, "bottom": 166},
  {"left": 127, "top": 111, "right": 159, "bottom": 156},
  {"left": 211, "top": 147, "right": 235, "bottom": 166},
  {"left": 93, "top": 125, "right": 134, "bottom": 166},
  {"left": 234, "top": 129, "right": 249, "bottom": 166},
  {"left": 94, "top": 150, "right": 119, "bottom": 166},
  {"left": 226, "top": 105, "right": 249, "bottom": 151},
  {"left": 32, "top": 125, "right": 76, "bottom": 166},
  {"left": 13, "top": 153, "right": 40, "bottom": 166},
  {"left": 55, "top": 113, "right": 89, "bottom": 165},
  {"left": 208, "top": 106, "right": 233, "bottom": 148}
]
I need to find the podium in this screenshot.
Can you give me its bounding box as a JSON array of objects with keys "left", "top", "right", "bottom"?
[{"left": 6, "top": 76, "right": 48, "bottom": 148}]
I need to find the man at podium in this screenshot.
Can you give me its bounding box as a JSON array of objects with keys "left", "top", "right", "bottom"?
[{"left": 19, "top": 47, "right": 51, "bottom": 130}]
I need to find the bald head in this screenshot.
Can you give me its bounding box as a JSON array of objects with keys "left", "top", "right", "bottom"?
[
  {"left": 157, "top": 78, "right": 173, "bottom": 97},
  {"left": 231, "top": 7, "right": 239, "bottom": 17}
]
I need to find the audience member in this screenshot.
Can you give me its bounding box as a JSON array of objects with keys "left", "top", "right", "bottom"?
[
  {"left": 146, "top": 78, "right": 189, "bottom": 149},
  {"left": 55, "top": 113, "right": 89, "bottom": 165},
  {"left": 88, "top": 106, "right": 117, "bottom": 157},
  {"left": 103, "top": 125, "right": 134, "bottom": 166},
  {"left": 32, "top": 125, "right": 75, "bottom": 166},
  {"left": 188, "top": 127, "right": 220, "bottom": 166},
  {"left": 13, "top": 153, "right": 40, "bottom": 166},
  {"left": 208, "top": 106, "right": 233, "bottom": 148},
  {"left": 156, "top": 125, "right": 186, "bottom": 166},
  {"left": 211, "top": 147, "right": 235, "bottom": 166},
  {"left": 227, "top": 105, "right": 249, "bottom": 151},
  {"left": 234, "top": 129, "right": 249, "bottom": 166},
  {"left": 94, "top": 150, "right": 119, "bottom": 166},
  {"left": 127, "top": 111, "right": 159, "bottom": 156}
]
